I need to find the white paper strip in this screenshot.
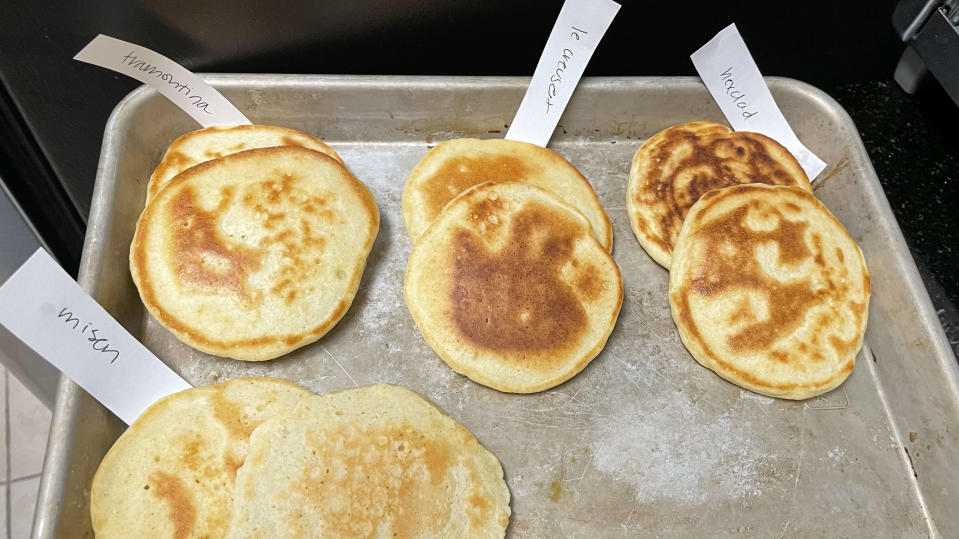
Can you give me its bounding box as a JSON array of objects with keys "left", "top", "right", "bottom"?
[
  {"left": 691, "top": 23, "right": 826, "bottom": 180},
  {"left": 505, "top": 0, "right": 620, "bottom": 147},
  {"left": 0, "top": 249, "right": 191, "bottom": 424},
  {"left": 75, "top": 34, "right": 251, "bottom": 128}
]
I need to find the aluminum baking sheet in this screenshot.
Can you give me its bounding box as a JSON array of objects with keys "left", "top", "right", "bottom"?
[{"left": 34, "top": 76, "right": 959, "bottom": 538}]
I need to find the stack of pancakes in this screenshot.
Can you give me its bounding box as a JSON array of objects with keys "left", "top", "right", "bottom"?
[
  {"left": 91, "top": 378, "right": 511, "bottom": 538},
  {"left": 402, "top": 139, "right": 623, "bottom": 393},
  {"left": 130, "top": 125, "right": 379, "bottom": 361},
  {"left": 627, "top": 121, "right": 870, "bottom": 399}
]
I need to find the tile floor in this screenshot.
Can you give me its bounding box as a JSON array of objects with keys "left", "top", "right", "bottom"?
[{"left": 0, "top": 368, "right": 52, "bottom": 539}]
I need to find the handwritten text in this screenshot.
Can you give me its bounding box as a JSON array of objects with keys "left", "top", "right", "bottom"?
[
  {"left": 121, "top": 51, "right": 212, "bottom": 114},
  {"left": 720, "top": 67, "right": 758, "bottom": 120},
  {"left": 545, "top": 26, "right": 589, "bottom": 114},
  {"left": 57, "top": 307, "right": 120, "bottom": 364}
]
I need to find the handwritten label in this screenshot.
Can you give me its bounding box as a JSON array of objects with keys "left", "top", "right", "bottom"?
[
  {"left": 691, "top": 23, "right": 826, "bottom": 180},
  {"left": 0, "top": 249, "right": 191, "bottom": 424},
  {"left": 75, "top": 34, "right": 250, "bottom": 128},
  {"left": 505, "top": 0, "right": 620, "bottom": 147}
]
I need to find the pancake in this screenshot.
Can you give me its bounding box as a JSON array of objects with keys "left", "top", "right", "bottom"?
[
  {"left": 668, "top": 184, "right": 870, "bottom": 400},
  {"left": 225, "top": 384, "right": 511, "bottom": 538},
  {"left": 405, "top": 181, "right": 623, "bottom": 393},
  {"left": 130, "top": 146, "right": 379, "bottom": 361},
  {"left": 90, "top": 377, "right": 312, "bottom": 539},
  {"left": 402, "top": 138, "right": 612, "bottom": 251},
  {"left": 146, "top": 124, "right": 344, "bottom": 202},
  {"left": 627, "top": 121, "right": 812, "bottom": 268}
]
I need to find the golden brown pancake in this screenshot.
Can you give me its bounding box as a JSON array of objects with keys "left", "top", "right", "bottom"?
[
  {"left": 627, "top": 121, "right": 812, "bottom": 268},
  {"left": 403, "top": 138, "right": 612, "bottom": 251},
  {"left": 226, "top": 384, "right": 511, "bottom": 538},
  {"left": 146, "top": 124, "right": 344, "bottom": 202},
  {"left": 405, "top": 181, "right": 623, "bottom": 393},
  {"left": 669, "top": 184, "right": 870, "bottom": 400},
  {"left": 130, "top": 146, "right": 379, "bottom": 361},
  {"left": 90, "top": 378, "right": 311, "bottom": 539}
]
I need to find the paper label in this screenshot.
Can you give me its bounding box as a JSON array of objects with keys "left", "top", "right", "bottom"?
[
  {"left": 75, "top": 34, "right": 251, "bottom": 128},
  {"left": 691, "top": 23, "right": 826, "bottom": 180},
  {"left": 0, "top": 249, "right": 191, "bottom": 424},
  {"left": 505, "top": 0, "right": 620, "bottom": 147}
]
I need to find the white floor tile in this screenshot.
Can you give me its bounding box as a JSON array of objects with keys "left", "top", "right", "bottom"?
[
  {"left": 11, "top": 476, "right": 39, "bottom": 539},
  {"left": 8, "top": 373, "right": 50, "bottom": 480}
]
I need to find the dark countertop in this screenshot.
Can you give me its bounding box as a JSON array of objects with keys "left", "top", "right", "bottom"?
[{"left": 831, "top": 79, "right": 959, "bottom": 359}]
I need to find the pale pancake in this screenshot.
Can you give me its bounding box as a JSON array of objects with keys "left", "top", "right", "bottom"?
[
  {"left": 669, "top": 184, "right": 870, "bottom": 400},
  {"left": 146, "top": 124, "right": 344, "bottom": 202},
  {"left": 90, "top": 377, "right": 311, "bottom": 539},
  {"left": 226, "top": 384, "right": 511, "bottom": 538},
  {"left": 402, "top": 138, "right": 612, "bottom": 251},
  {"left": 130, "top": 146, "right": 379, "bottom": 361},
  {"left": 405, "top": 181, "right": 623, "bottom": 393},
  {"left": 627, "top": 121, "right": 812, "bottom": 268}
]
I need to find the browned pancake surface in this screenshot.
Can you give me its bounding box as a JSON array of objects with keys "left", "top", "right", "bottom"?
[
  {"left": 425, "top": 154, "right": 530, "bottom": 220},
  {"left": 90, "top": 378, "right": 311, "bottom": 539},
  {"left": 402, "top": 138, "right": 612, "bottom": 251},
  {"left": 147, "top": 124, "right": 343, "bottom": 202},
  {"left": 627, "top": 121, "right": 811, "bottom": 267},
  {"left": 669, "top": 184, "right": 870, "bottom": 399},
  {"left": 449, "top": 199, "right": 593, "bottom": 360},
  {"left": 405, "top": 181, "right": 622, "bottom": 393},
  {"left": 131, "top": 146, "right": 379, "bottom": 361}
]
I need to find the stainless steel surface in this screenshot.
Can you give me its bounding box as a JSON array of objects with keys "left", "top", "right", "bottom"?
[
  {"left": 909, "top": 7, "right": 959, "bottom": 106},
  {"left": 895, "top": 46, "right": 929, "bottom": 95},
  {"left": 949, "top": 0, "right": 959, "bottom": 23},
  {"left": 893, "top": 0, "right": 959, "bottom": 105},
  {"left": 35, "top": 75, "right": 959, "bottom": 538},
  {"left": 893, "top": 0, "right": 940, "bottom": 41},
  {"left": 0, "top": 177, "right": 59, "bottom": 408}
]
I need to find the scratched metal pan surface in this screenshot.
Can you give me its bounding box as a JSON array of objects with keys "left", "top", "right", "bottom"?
[{"left": 34, "top": 76, "right": 959, "bottom": 538}]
